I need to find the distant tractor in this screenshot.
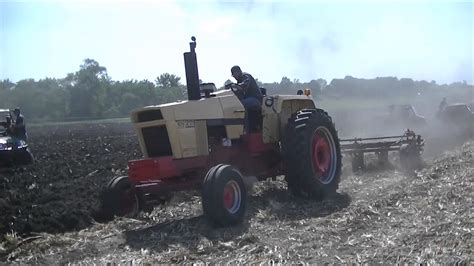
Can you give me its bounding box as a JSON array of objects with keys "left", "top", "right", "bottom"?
[
  {"left": 0, "top": 109, "right": 34, "bottom": 167},
  {"left": 100, "top": 37, "right": 342, "bottom": 226},
  {"left": 438, "top": 103, "right": 474, "bottom": 137},
  {"left": 386, "top": 104, "right": 427, "bottom": 128}
]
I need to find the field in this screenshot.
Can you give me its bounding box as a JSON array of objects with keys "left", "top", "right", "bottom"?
[{"left": 0, "top": 118, "right": 473, "bottom": 264}]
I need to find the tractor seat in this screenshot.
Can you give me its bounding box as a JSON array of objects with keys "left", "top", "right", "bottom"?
[{"left": 200, "top": 83, "right": 217, "bottom": 98}]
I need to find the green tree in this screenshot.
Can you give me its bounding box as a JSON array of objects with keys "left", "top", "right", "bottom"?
[
  {"left": 155, "top": 73, "right": 181, "bottom": 88},
  {"left": 67, "top": 59, "right": 108, "bottom": 117},
  {"left": 120, "top": 92, "right": 142, "bottom": 114},
  {"left": 0, "top": 79, "right": 15, "bottom": 91}
]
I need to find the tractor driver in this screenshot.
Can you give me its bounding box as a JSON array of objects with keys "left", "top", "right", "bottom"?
[
  {"left": 12, "top": 108, "right": 28, "bottom": 141},
  {"left": 230, "top": 65, "right": 263, "bottom": 132}
]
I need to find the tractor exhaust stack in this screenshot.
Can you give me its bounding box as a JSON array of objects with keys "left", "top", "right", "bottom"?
[{"left": 183, "top": 36, "right": 201, "bottom": 101}]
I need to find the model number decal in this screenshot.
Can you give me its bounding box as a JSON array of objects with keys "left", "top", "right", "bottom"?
[{"left": 177, "top": 120, "right": 195, "bottom": 128}]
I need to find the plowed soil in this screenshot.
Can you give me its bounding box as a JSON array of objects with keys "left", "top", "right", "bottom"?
[{"left": 0, "top": 122, "right": 472, "bottom": 264}]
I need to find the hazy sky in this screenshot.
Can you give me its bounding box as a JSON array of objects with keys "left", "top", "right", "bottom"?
[{"left": 1, "top": 0, "right": 473, "bottom": 86}]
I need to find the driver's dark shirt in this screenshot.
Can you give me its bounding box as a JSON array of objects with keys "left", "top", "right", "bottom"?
[
  {"left": 15, "top": 114, "right": 24, "bottom": 125},
  {"left": 236, "top": 73, "right": 263, "bottom": 101},
  {"left": 14, "top": 114, "right": 26, "bottom": 137}
]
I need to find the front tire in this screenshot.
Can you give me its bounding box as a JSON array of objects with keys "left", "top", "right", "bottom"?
[
  {"left": 202, "top": 164, "right": 247, "bottom": 227},
  {"left": 282, "top": 109, "right": 342, "bottom": 199},
  {"left": 100, "top": 176, "right": 139, "bottom": 219}
]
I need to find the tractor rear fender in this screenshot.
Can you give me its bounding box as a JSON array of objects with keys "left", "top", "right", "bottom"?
[{"left": 262, "top": 96, "right": 316, "bottom": 143}]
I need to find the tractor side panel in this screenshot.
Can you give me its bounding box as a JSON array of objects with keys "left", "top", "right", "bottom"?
[
  {"left": 218, "top": 95, "right": 245, "bottom": 139},
  {"left": 174, "top": 120, "right": 210, "bottom": 158},
  {"left": 172, "top": 99, "right": 224, "bottom": 158},
  {"left": 173, "top": 98, "right": 224, "bottom": 120},
  {"left": 131, "top": 93, "right": 245, "bottom": 159},
  {"left": 262, "top": 110, "right": 279, "bottom": 143},
  {"left": 195, "top": 120, "right": 209, "bottom": 156},
  {"left": 177, "top": 124, "right": 198, "bottom": 158}
]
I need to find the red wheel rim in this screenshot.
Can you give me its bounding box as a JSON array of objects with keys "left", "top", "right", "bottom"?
[
  {"left": 223, "top": 180, "right": 241, "bottom": 214},
  {"left": 312, "top": 134, "right": 330, "bottom": 174},
  {"left": 311, "top": 127, "right": 336, "bottom": 184}
]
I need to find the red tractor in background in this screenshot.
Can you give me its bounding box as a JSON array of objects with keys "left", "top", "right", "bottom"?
[{"left": 100, "top": 37, "right": 342, "bottom": 226}]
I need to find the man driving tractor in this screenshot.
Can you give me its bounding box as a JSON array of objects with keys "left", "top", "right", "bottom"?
[
  {"left": 12, "top": 108, "right": 27, "bottom": 141},
  {"left": 229, "top": 65, "right": 263, "bottom": 132},
  {"left": 0, "top": 108, "right": 27, "bottom": 140}
]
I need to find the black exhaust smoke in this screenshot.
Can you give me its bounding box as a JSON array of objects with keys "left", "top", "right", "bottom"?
[{"left": 184, "top": 36, "right": 201, "bottom": 101}]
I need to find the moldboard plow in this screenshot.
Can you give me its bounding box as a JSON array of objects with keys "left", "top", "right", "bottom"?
[{"left": 340, "top": 129, "right": 424, "bottom": 172}]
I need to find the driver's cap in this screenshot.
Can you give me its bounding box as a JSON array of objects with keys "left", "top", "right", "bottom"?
[{"left": 231, "top": 65, "right": 241, "bottom": 75}]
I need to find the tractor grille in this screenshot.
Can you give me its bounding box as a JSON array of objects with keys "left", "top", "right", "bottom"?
[
  {"left": 137, "top": 109, "right": 163, "bottom": 122},
  {"left": 141, "top": 126, "right": 173, "bottom": 157}
]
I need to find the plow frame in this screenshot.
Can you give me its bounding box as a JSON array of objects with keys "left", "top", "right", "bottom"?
[{"left": 340, "top": 130, "right": 424, "bottom": 171}]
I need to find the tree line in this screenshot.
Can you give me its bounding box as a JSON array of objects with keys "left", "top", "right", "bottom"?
[
  {"left": 0, "top": 59, "right": 472, "bottom": 121},
  {"left": 0, "top": 59, "right": 186, "bottom": 121}
]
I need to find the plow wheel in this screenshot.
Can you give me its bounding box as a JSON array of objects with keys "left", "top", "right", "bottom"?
[
  {"left": 100, "top": 176, "right": 139, "bottom": 219},
  {"left": 399, "top": 144, "right": 424, "bottom": 173},
  {"left": 283, "top": 109, "right": 342, "bottom": 199},
  {"left": 377, "top": 150, "right": 390, "bottom": 168},
  {"left": 351, "top": 152, "right": 365, "bottom": 172},
  {"left": 202, "top": 164, "right": 247, "bottom": 227}
]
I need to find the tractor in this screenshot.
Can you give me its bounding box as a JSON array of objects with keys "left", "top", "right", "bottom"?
[
  {"left": 438, "top": 103, "right": 474, "bottom": 137},
  {"left": 100, "top": 37, "right": 342, "bottom": 226},
  {"left": 0, "top": 109, "right": 34, "bottom": 167}
]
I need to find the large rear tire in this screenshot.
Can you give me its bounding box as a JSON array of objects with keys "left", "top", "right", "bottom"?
[
  {"left": 202, "top": 164, "right": 247, "bottom": 227},
  {"left": 282, "top": 109, "right": 342, "bottom": 199}
]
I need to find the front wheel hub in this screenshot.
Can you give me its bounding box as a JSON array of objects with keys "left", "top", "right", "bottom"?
[{"left": 223, "top": 180, "right": 241, "bottom": 214}]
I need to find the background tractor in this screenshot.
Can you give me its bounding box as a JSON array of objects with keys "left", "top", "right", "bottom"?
[
  {"left": 437, "top": 103, "right": 474, "bottom": 137},
  {"left": 100, "top": 37, "right": 342, "bottom": 226},
  {"left": 0, "top": 109, "right": 34, "bottom": 167}
]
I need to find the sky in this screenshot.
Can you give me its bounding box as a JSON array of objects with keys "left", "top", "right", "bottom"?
[{"left": 0, "top": 0, "right": 473, "bottom": 86}]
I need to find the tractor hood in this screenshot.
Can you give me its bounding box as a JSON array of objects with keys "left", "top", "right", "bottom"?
[
  {"left": 131, "top": 90, "right": 241, "bottom": 124},
  {"left": 130, "top": 90, "right": 245, "bottom": 159}
]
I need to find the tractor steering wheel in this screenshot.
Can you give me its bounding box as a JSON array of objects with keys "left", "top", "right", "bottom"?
[{"left": 225, "top": 83, "right": 245, "bottom": 99}]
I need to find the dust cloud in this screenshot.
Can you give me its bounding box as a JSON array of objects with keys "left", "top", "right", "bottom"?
[{"left": 326, "top": 87, "right": 473, "bottom": 160}]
